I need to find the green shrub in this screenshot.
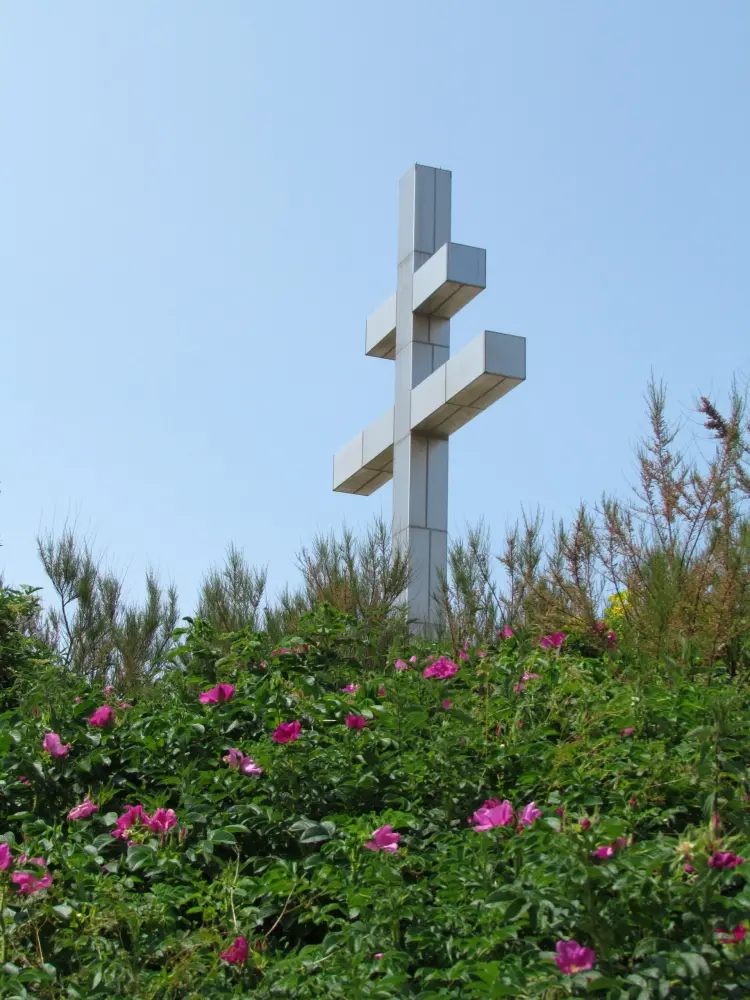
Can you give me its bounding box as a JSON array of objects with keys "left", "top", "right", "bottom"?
[{"left": 1, "top": 606, "right": 749, "bottom": 998}]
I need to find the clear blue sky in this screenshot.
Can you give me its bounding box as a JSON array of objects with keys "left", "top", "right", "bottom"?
[{"left": 2, "top": 2, "right": 748, "bottom": 612}]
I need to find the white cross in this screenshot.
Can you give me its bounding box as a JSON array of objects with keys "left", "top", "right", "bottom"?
[{"left": 332, "top": 164, "right": 526, "bottom": 634}]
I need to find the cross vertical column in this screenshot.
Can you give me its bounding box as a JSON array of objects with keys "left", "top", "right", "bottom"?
[
  {"left": 393, "top": 165, "right": 452, "bottom": 634},
  {"left": 332, "top": 164, "right": 526, "bottom": 636}
]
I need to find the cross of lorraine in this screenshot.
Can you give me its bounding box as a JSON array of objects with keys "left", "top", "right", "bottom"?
[{"left": 333, "top": 164, "right": 526, "bottom": 635}]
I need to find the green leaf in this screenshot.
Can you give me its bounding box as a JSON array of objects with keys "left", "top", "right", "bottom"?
[
  {"left": 679, "top": 952, "right": 709, "bottom": 978},
  {"left": 401, "top": 709, "right": 428, "bottom": 732},
  {"left": 485, "top": 889, "right": 515, "bottom": 904},
  {"left": 503, "top": 897, "right": 529, "bottom": 922},
  {"left": 126, "top": 844, "right": 155, "bottom": 871},
  {"left": 299, "top": 823, "right": 335, "bottom": 844},
  {"left": 209, "top": 829, "right": 237, "bottom": 845},
  {"left": 446, "top": 708, "right": 474, "bottom": 724}
]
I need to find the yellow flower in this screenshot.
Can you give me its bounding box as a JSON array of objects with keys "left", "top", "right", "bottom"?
[{"left": 606, "top": 591, "right": 630, "bottom": 619}]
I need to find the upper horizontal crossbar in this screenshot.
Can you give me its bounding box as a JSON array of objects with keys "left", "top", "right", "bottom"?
[{"left": 364, "top": 242, "right": 486, "bottom": 360}]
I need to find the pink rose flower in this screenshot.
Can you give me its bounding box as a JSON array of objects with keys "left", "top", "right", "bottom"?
[
  {"left": 223, "top": 747, "right": 244, "bottom": 769},
  {"left": 199, "top": 683, "right": 235, "bottom": 704},
  {"left": 409, "top": 655, "right": 417, "bottom": 663},
  {"left": 12, "top": 870, "right": 53, "bottom": 895},
  {"left": 394, "top": 659, "right": 409, "bottom": 671},
  {"left": 272, "top": 721, "right": 301, "bottom": 744},
  {"left": 223, "top": 748, "right": 264, "bottom": 776},
  {"left": 42, "top": 732, "right": 71, "bottom": 758},
  {"left": 423, "top": 656, "right": 459, "bottom": 679},
  {"left": 239, "top": 756, "right": 263, "bottom": 776},
  {"left": 708, "top": 851, "right": 745, "bottom": 869},
  {"left": 580, "top": 817, "right": 591, "bottom": 830},
  {"left": 591, "top": 837, "right": 626, "bottom": 860},
  {"left": 0, "top": 843, "right": 12, "bottom": 870},
  {"left": 378, "top": 685, "right": 386, "bottom": 697},
  {"left": 554, "top": 940, "right": 596, "bottom": 974},
  {"left": 497, "top": 625, "right": 514, "bottom": 638},
  {"left": 111, "top": 804, "right": 148, "bottom": 840},
  {"left": 11, "top": 858, "right": 52, "bottom": 896},
  {"left": 514, "top": 670, "right": 540, "bottom": 694},
  {"left": 341, "top": 683, "right": 360, "bottom": 694},
  {"left": 146, "top": 807, "right": 178, "bottom": 834},
  {"left": 443, "top": 699, "right": 452, "bottom": 709},
  {"left": 220, "top": 935, "right": 249, "bottom": 965},
  {"left": 364, "top": 824, "right": 400, "bottom": 853},
  {"left": 620, "top": 727, "right": 635, "bottom": 736},
  {"left": 518, "top": 801, "right": 542, "bottom": 828},
  {"left": 88, "top": 705, "right": 115, "bottom": 728},
  {"left": 345, "top": 714, "right": 368, "bottom": 729},
  {"left": 470, "top": 799, "right": 514, "bottom": 831},
  {"left": 591, "top": 845, "right": 615, "bottom": 859},
  {"left": 715, "top": 924, "right": 747, "bottom": 944},
  {"left": 67, "top": 797, "right": 99, "bottom": 821},
  {"left": 540, "top": 631, "right": 566, "bottom": 650}
]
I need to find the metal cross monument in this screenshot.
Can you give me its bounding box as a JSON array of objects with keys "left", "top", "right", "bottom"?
[{"left": 332, "top": 164, "right": 526, "bottom": 634}]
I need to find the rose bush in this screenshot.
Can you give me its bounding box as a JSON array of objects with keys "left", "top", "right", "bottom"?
[{"left": 0, "top": 605, "right": 749, "bottom": 997}]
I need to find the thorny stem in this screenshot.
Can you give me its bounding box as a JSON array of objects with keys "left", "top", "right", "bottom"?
[
  {"left": 263, "top": 883, "right": 296, "bottom": 943},
  {"left": 34, "top": 923, "right": 44, "bottom": 965},
  {"left": 229, "top": 854, "right": 240, "bottom": 930},
  {"left": 0, "top": 883, "right": 6, "bottom": 964}
]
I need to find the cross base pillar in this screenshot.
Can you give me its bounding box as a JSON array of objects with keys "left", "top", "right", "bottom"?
[{"left": 392, "top": 433, "right": 449, "bottom": 634}]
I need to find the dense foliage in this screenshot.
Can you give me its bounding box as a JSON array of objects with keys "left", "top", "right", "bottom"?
[{"left": 1, "top": 601, "right": 749, "bottom": 999}]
